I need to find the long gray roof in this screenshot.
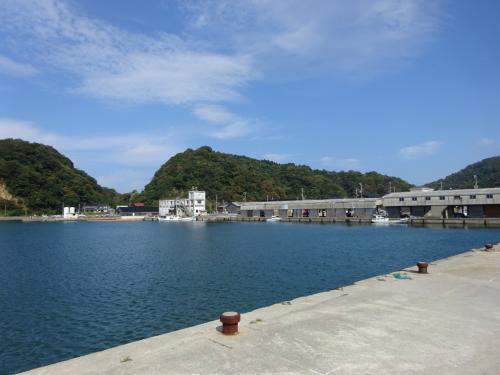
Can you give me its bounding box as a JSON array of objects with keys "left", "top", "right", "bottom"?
[{"left": 383, "top": 187, "right": 500, "bottom": 198}]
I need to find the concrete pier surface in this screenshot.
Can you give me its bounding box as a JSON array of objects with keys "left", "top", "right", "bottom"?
[{"left": 23, "top": 245, "right": 500, "bottom": 375}]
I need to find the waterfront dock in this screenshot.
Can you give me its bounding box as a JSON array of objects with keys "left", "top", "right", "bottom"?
[
  {"left": 23, "top": 244, "right": 500, "bottom": 374},
  {"left": 199, "top": 215, "right": 500, "bottom": 227}
]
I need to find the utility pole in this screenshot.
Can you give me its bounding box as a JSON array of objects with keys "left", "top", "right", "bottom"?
[
  {"left": 359, "top": 183, "right": 363, "bottom": 198},
  {"left": 389, "top": 181, "right": 392, "bottom": 194},
  {"left": 301, "top": 188, "right": 304, "bottom": 200},
  {"left": 243, "top": 192, "right": 247, "bottom": 203},
  {"left": 215, "top": 195, "right": 218, "bottom": 214},
  {"left": 440, "top": 181, "right": 443, "bottom": 190},
  {"left": 473, "top": 175, "right": 478, "bottom": 189},
  {"left": 355, "top": 187, "right": 358, "bottom": 198}
]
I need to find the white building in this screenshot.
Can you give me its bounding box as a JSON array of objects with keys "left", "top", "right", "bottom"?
[{"left": 159, "top": 190, "right": 206, "bottom": 217}]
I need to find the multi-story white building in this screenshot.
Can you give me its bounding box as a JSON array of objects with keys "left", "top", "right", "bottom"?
[{"left": 159, "top": 190, "right": 206, "bottom": 217}]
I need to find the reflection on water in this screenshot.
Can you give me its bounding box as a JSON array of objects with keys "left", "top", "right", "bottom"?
[{"left": 1, "top": 221, "right": 499, "bottom": 373}]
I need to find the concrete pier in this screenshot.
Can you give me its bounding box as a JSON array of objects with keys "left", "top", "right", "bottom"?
[
  {"left": 23, "top": 245, "right": 500, "bottom": 374},
  {"left": 198, "top": 215, "right": 500, "bottom": 227}
]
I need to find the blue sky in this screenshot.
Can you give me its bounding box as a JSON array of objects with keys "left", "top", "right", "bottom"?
[{"left": 0, "top": 0, "right": 499, "bottom": 192}]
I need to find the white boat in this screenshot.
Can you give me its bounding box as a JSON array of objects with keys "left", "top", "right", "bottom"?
[
  {"left": 395, "top": 217, "right": 409, "bottom": 224},
  {"left": 158, "top": 215, "right": 195, "bottom": 222},
  {"left": 371, "top": 214, "right": 409, "bottom": 225},
  {"left": 266, "top": 215, "right": 282, "bottom": 222},
  {"left": 371, "top": 214, "right": 389, "bottom": 224}
]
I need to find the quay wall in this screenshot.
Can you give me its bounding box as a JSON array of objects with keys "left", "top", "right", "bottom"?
[{"left": 198, "top": 215, "right": 500, "bottom": 227}]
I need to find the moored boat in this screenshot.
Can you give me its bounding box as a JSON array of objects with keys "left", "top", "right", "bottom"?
[
  {"left": 371, "top": 214, "right": 409, "bottom": 225},
  {"left": 371, "top": 214, "right": 389, "bottom": 224},
  {"left": 158, "top": 215, "right": 195, "bottom": 222},
  {"left": 266, "top": 215, "right": 282, "bottom": 222}
]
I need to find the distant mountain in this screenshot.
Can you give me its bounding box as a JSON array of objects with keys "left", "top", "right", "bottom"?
[
  {"left": 427, "top": 156, "right": 500, "bottom": 190},
  {"left": 140, "top": 146, "right": 412, "bottom": 204},
  {"left": 0, "top": 139, "right": 125, "bottom": 214}
]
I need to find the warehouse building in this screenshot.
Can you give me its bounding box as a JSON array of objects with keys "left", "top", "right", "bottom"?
[
  {"left": 382, "top": 187, "right": 500, "bottom": 219},
  {"left": 239, "top": 198, "right": 381, "bottom": 219}
]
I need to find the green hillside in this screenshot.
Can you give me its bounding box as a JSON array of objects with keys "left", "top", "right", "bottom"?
[
  {"left": 140, "top": 146, "right": 412, "bottom": 204},
  {"left": 427, "top": 156, "right": 500, "bottom": 190},
  {"left": 0, "top": 139, "right": 124, "bottom": 214},
  {"left": 3, "top": 139, "right": 495, "bottom": 215}
]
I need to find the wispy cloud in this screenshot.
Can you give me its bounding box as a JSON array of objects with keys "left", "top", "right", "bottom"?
[
  {"left": 96, "top": 170, "right": 153, "bottom": 193},
  {"left": 0, "top": 118, "right": 182, "bottom": 190},
  {"left": 193, "top": 104, "right": 239, "bottom": 124},
  {"left": 193, "top": 104, "right": 258, "bottom": 139},
  {"left": 262, "top": 153, "right": 290, "bottom": 163},
  {"left": 0, "top": 0, "right": 254, "bottom": 105},
  {"left": 479, "top": 137, "right": 498, "bottom": 146},
  {"left": 399, "top": 140, "right": 441, "bottom": 159},
  {"left": 183, "top": 0, "right": 442, "bottom": 73},
  {"left": 320, "top": 156, "right": 360, "bottom": 170},
  {"left": 0, "top": 55, "right": 38, "bottom": 77},
  {"left": 210, "top": 120, "right": 254, "bottom": 139},
  {"left": 0, "top": 0, "right": 443, "bottom": 99},
  {"left": 0, "top": 0, "right": 442, "bottom": 144}
]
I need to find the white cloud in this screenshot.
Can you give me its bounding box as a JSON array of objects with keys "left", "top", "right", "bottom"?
[
  {"left": 399, "top": 141, "right": 441, "bottom": 159},
  {"left": 0, "top": 0, "right": 443, "bottom": 151},
  {"left": 211, "top": 120, "right": 253, "bottom": 139},
  {"left": 0, "top": 55, "right": 38, "bottom": 77},
  {"left": 262, "top": 153, "right": 290, "bottom": 163},
  {"left": 320, "top": 156, "right": 360, "bottom": 170},
  {"left": 192, "top": 104, "right": 259, "bottom": 139},
  {"left": 0, "top": 0, "right": 254, "bottom": 105},
  {"left": 0, "top": 0, "right": 442, "bottom": 103},
  {"left": 480, "top": 137, "right": 497, "bottom": 146},
  {"left": 182, "top": 0, "right": 442, "bottom": 73},
  {"left": 0, "top": 117, "right": 181, "bottom": 170},
  {"left": 96, "top": 170, "right": 153, "bottom": 193},
  {"left": 0, "top": 118, "right": 40, "bottom": 139},
  {"left": 193, "top": 104, "right": 238, "bottom": 124}
]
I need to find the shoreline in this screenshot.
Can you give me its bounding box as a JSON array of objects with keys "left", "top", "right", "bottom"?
[
  {"left": 2, "top": 215, "right": 500, "bottom": 227},
  {"left": 21, "top": 243, "right": 500, "bottom": 374}
]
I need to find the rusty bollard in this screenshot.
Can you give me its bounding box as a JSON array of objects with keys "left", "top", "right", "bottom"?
[
  {"left": 417, "top": 262, "right": 429, "bottom": 274},
  {"left": 220, "top": 312, "right": 240, "bottom": 335}
]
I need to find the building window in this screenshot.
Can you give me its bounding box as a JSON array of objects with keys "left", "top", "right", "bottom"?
[
  {"left": 197, "top": 200, "right": 202, "bottom": 204},
  {"left": 412, "top": 197, "right": 417, "bottom": 201},
  {"left": 425, "top": 196, "right": 431, "bottom": 201},
  {"left": 470, "top": 195, "right": 476, "bottom": 199},
  {"left": 439, "top": 196, "right": 445, "bottom": 200},
  {"left": 399, "top": 197, "right": 404, "bottom": 202},
  {"left": 454, "top": 196, "right": 461, "bottom": 200},
  {"left": 486, "top": 194, "right": 493, "bottom": 199}
]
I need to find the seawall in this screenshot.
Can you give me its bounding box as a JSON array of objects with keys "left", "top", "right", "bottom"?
[{"left": 199, "top": 215, "right": 500, "bottom": 227}]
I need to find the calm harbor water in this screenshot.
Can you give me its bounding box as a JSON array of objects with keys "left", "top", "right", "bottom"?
[{"left": 1, "top": 221, "right": 500, "bottom": 373}]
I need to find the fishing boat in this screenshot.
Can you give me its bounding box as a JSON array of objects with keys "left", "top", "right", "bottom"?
[
  {"left": 158, "top": 215, "right": 195, "bottom": 222},
  {"left": 371, "top": 214, "right": 389, "bottom": 224},
  {"left": 371, "top": 214, "right": 409, "bottom": 225},
  {"left": 266, "top": 215, "right": 282, "bottom": 222}
]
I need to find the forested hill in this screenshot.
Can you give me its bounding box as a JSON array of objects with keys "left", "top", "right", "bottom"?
[
  {"left": 140, "top": 146, "right": 413, "bottom": 203},
  {"left": 0, "top": 139, "right": 124, "bottom": 214},
  {"left": 2, "top": 140, "right": 497, "bottom": 213},
  {"left": 427, "top": 156, "right": 500, "bottom": 189}
]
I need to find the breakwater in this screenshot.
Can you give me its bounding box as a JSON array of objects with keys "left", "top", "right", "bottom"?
[{"left": 199, "top": 215, "right": 500, "bottom": 227}]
